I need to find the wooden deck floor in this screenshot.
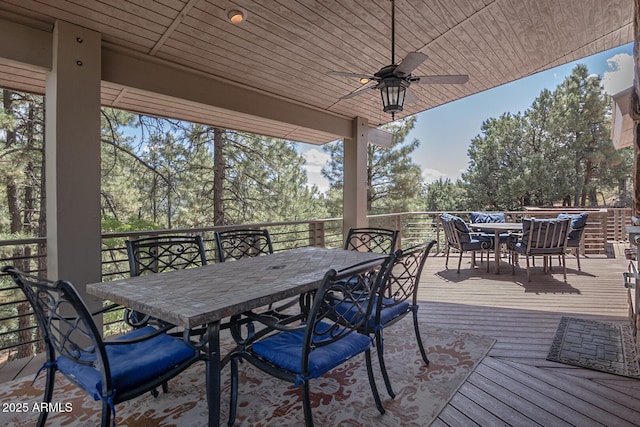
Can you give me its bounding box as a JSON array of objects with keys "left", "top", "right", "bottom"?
[{"left": 419, "top": 243, "right": 640, "bottom": 426}]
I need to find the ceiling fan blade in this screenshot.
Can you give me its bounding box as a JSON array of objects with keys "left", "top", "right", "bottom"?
[
  {"left": 404, "top": 87, "right": 418, "bottom": 104},
  {"left": 339, "top": 84, "right": 378, "bottom": 100},
  {"left": 411, "top": 74, "right": 469, "bottom": 84},
  {"left": 328, "top": 70, "right": 378, "bottom": 80},
  {"left": 394, "top": 52, "right": 428, "bottom": 76}
]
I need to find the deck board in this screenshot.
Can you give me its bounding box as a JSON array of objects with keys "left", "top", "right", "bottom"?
[
  {"left": 458, "top": 378, "right": 545, "bottom": 426},
  {"left": 419, "top": 243, "right": 640, "bottom": 426},
  {"left": 501, "top": 360, "right": 640, "bottom": 424}
]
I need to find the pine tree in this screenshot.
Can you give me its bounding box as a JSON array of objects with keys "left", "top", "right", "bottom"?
[{"left": 322, "top": 117, "right": 424, "bottom": 216}]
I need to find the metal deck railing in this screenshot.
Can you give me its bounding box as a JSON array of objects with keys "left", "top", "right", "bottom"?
[{"left": 0, "top": 208, "right": 630, "bottom": 365}]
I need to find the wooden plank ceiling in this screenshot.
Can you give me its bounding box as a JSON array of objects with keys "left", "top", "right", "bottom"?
[{"left": 0, "top": 0, "right": 633, "bottom": 144}]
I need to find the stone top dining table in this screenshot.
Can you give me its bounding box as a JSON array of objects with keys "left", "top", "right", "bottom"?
[{"left": 86, "top": 246, "right": 388, "bottom": 427}]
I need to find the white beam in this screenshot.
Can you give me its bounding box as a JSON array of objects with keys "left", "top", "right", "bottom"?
[
  {"left": 0, "top": 18, "right": 379, "bottom": 144},
  {"left": 368, "top": 127, "right": 393, "bottom": 147},
  {"left": 0, "top": 17, "right": 51, "bottom": 69},
  {"left": 101, "top": 47, "right": 354, "bottom": 140}
]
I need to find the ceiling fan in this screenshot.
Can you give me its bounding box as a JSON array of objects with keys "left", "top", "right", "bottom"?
[{"left": 328, "top": 0, "right": 469, "bottom": 119}]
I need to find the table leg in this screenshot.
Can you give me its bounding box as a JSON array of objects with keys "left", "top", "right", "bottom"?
[{"left": 205, "top": 321, "right": 221, "bottom": 427}]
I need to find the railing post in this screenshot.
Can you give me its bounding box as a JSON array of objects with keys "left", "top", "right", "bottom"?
[
  {"left": 309, "top": 221, "right": 325, "bottom": 247},
  {"left": 391, "top": 214, "right": 402, "bottom": 249}
]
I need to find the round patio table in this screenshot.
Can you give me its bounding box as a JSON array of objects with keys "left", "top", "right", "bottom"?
[{"left": 470, "top": 222, "right": 522, "bottom": 274}]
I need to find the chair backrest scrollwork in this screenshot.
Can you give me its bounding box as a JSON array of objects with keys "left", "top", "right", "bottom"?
[
  {"left": 215, "top": 229, "right": 274, "bottom": 262},
  {"left": 379, "top": 240, "right": 436, "bottom": 310},
  {"left": 344, "top": 227, "right": 399, "bottom": 255},
  {"left": 2, "top": 266, "right": 111, "bottom": 392},
  {"left": 126, "top": 235, "right": 207, "bottom": 276}
]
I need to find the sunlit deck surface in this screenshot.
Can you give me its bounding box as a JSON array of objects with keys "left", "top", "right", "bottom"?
[
  {"left": 1, "top": 243, "right": 639, "bottom": 425},
  {"left": 419, "top": 242, "right": 640, "bottom": 426}
]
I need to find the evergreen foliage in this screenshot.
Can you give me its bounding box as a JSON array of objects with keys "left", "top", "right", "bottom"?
[
  {"left": 322, "top": 116, "right": 424, "bottom": 215},
  {"left": 454, "top": 65, "right": 632, "bottom": 210}
]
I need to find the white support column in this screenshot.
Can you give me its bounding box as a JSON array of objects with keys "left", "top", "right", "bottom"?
[
  {"left": 343, "top": 116, "right": 369, "bottom": 236},
  {"left": 45, "top": 21, "right": 102, "bottom": 309}
]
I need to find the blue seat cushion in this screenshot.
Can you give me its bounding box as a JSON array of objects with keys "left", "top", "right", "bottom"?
[
  {"left": 370, "top": 299, "right": 410, "bottom": 327},
  {"left": 251, "top": 321, "right": 371, "bottom": 379},
  {"left": 470, "top": 212, "right": 505, "bottom": 224},
  {"left": 460, "top": 238, "right": 490, "bottom": 251},
  {"left": 56, "top": 326, "right": 196, "bottom": 401},
  {"left": 332, "top": 297, "right": 410, "bottom": 329},
  {"left": 557, "top": 213, "right": 588, "bottom": 240}
]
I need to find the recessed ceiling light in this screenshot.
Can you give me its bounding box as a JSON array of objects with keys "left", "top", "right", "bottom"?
[{"left": 227, "top": 9, "right": 246, "bottom": 24}]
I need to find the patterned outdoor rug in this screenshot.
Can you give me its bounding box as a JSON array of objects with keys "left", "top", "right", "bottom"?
[
  {"left": 547, "top": 316, "right": 640, "bottom": 379},
  {"left": 0, "top": 319, "right": 495, "bottom": 426}
]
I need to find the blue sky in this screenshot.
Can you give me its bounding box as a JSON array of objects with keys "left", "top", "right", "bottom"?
[{"left": 300, "top": 42, "right": 634, "bottom": 193}]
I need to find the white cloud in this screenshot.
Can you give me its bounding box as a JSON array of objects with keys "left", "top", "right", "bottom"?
[
  {"left": 601, "top": 53, "right": 633, "bottom": 95},
  {"left": 302, "top": 148, "right": 331, "bottom": 193},
  {"left": 422, "top": 168, "right": 449, "bottom": 184}
]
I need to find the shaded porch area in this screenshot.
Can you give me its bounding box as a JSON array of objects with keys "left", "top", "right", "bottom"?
[{"left": 1, "top": 242, "right": 638, "bottom": 425}]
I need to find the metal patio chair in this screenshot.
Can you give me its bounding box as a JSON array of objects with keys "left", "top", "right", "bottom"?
[
  {"left": 557, "top": 212, "right": 588, "bottom": 271},
  {"left": 335, "top": 240, "right": 437, "bottom": 398},
  {"left": 469, "top": 211, "right": 509, "bottom": 262},
  {"left": 344, "top": 227, "right": 399, "bottom": 254},
  {"left": 441, "top": 213, "right": 492, "bottom": 273},
  {"left": 227, "top": 255, "right": 395, "bottom": 426},
  {"left": 1, "top": 266, "right": 201, "bottom": 427},
  {"left": 509, "top": 218, "right": 571, "bottom": 281},
  {"left": 215, "top": 228, "right": 295, "bottom": 314},
  {"left": 367, "top": 240, "right": 436, "bottom": 398},
  {"left": 215, "top": 228, "right": 274, "bottom": 262},
  {"left": 125, "top": 235, "right": 207, "bottom": 327}
]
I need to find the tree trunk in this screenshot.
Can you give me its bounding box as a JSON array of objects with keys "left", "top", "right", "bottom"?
[
  {"left": 36, "top": 100, "right": 46, "bottom": 354},
  {"left": 3, "top": 90, "right": 33, "bottom": 359},
  {"left": 580, "top": 160, "right": 593, "bottom": 206},
  {"left": 213, "top": 127, "right": 225, "bottom": 226},
  {"left": 167, "top": 170, "right": 172, "bottom": 229}
]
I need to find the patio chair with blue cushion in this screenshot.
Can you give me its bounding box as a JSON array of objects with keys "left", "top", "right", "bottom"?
[
  {"left": 441, "top": 213, "right": 492, "bottom": 273},
  {"left": 215, "top": 228, "right": 301, "bottom": 315},
  {"left": 125, "top": 235, "right": 207, "bottom": 327},
  {"left": 344, "top": 227, "right": 399, "bottom": 254},
  {"left": 215, "top": 228, "right": 274, "bottom": 262},
  {"left": 557, "top": 212, "right": 588, "bottom": 271},
  {"left": 227, "top": 255, "right": 395, "bottom": 427},
  {"left": 1, "top": 266, "right": 201, "bottom": 427},
  {"left": 508, "top": 218, "right": 571, "bottom": 281},
  {"left": 364, "top": 240, "right": 436, "bottom": 398}
]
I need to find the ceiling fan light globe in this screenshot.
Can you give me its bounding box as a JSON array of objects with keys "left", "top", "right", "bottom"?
[{"left": 379, "top": 78, "right": 408, "bottom": 115}]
